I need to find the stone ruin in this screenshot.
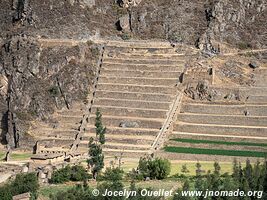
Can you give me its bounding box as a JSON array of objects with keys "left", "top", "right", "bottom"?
[{"left": 119, "top": 0, "right": 142, "bottom": 8}]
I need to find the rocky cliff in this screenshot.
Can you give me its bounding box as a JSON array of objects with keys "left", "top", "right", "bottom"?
[{"left": 0, "top": 0, "right": 266, "bottom": 149}]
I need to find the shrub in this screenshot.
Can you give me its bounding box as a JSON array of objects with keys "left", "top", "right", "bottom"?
[
  {"left": 50, "top": 165, "right": 89, "bottom": 184},
  {"left": 103, "top": 167, "right": 124, "bottom": 181},
  {"left": 237, "top": 42, "right": 252, "bottom": 50},
  {"left": 168, "top": 33, "right": 183, "bottom": 43},
  {"left": 138, "top": 156, "right": 171, "bottom": 180},
  {"left": 48, "top": 86, "right": 59, "bottom": 97},
  {"left": 0, "top": 173, "right": 39, "bottom": 200},
  {"left": 70, "top": 165, "right": 89, "bottom": 182},
  {"left": 11, "top": 173, "right": 39, "bottom": 196},
  {"left": 121, "top": 33, "right": 131, "bottom": 40},
  {"left": 50, "top": 165, "right": 72, "bottom": 184}
]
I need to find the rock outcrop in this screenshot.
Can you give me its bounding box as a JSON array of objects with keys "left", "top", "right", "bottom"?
[
  {"left": 0, "top": 35, "right": 98, "bottom": 148},
  {"left": 198, "top": 0, "right": 267, "bottom": 52}
]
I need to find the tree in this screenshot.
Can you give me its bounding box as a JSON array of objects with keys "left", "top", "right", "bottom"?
[
  {"left": 98, "top": 167, "right": 124, "bottom": 200},
  {"left": 0, "top": 173, "right": 39, "bottom": 200},
  {"left": 195, "top": 162, "right": 205, "bottom": 199},
  {"left": 95, "top": 108, "right": 106, "bottom": 145},
  {"left": 181, "top": 164, "right": 190, "bottom": 174},
  {"left": 50, "top": 165, "right": 72, "bottom": 183},
  {"left": 173, "top": 179, "right": 191, "bottom": 200},
  {"left": 87, "top": 137, "right": 104, "bottom": 179},
  {"left": 244, "top": 159, "right": 253, "bottom": 190},
  {"left": 11, "top": 173, "right": 39, "bottom": 198},
  {"left": 138, "top": 156, "right": 171, "bottom": 180},
  {"left": 87, "top": 109, "right": 106, "bottom": 179}
]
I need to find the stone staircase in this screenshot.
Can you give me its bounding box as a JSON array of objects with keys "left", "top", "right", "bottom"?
[
  {"left": 31, "top": 101, "right": 87, "bottom": 154},
  {"left": 30, "top": 44, "right": 105, "bottom": 157},
  {"left": 164, "top": 65, "right": 267, "bottom": 160},
  {"left": 78, "top": 40, "right": 193, "bottom": 157}
]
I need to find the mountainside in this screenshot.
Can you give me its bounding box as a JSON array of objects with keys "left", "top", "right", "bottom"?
[{"left": 0, "top": 0, "right": 266, "bottom": 150}]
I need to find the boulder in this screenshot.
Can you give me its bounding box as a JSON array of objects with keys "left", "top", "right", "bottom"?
[
  {"left": 249, "top": 62, "right": 259, "bottom": 69},
  {"left": 82, "top": 0, "right": 95, "bottom": 8},
  {"left": 119, "top": 15, "right": 130, "bottom": 31},
  {"left": 119, "top": 121, "right": 139, "bottom": 128},
  {"left": 120, "top": 0, "right": 142, "bottom": 8}
]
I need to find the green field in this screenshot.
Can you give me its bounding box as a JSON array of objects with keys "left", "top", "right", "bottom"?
[
  {"left": 171, "top": 138, "right": 267, "bottom": 147},
  {"left": 39, "top": 184, "right": 74, "bottom": 198},
  {"left": 0, "top": 151, "right": 32, "bottom": 161},
  {"left": 165, "top": 146, "right": 267, "bottom": 158}
]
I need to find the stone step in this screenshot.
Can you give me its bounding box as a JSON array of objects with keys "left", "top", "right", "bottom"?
[
  {"left": 166, "top": 141, "right": 266, "bottom": 152},
  {"left": 94, "top": 90, "right": 173, "bottom": 102},
  {"left": 98, "top": 76, "right": 178, "bottom": 86},
  {"left": 54, "top": 116, "right": 82, "bottom": 123},
  {"left": 170, "top": 132, "right": 267, "bottom": 143},
  {"left": 105, "top": 47, "right": 176, "bottom": 54},
  {"left": 36, "top": 129, "right": 78, "bottom": 137},
  {"left": 246, "top": 96, "right": 267, "bottom": 104},
  {"left": 97, "top": 83, "right": 175, "bottom": 94},
  {"left": 83, "top": 132, "right": 155, "bottom": 141},
  {"left": 244, "top": 87, "right": 267, "bottom": 96},
  {"left": 178, "top": 113, "right": 267, "bottom": 127},
  {"left": 57, "top": 109, "right": 85, "bottom": 116},
  {"left": 102, "top": 148, "right": 148, "bottom": 158},
  {"left": 93, "top": 98, "right": 170, "bottom": 110},
  {"left": 106, "top": 40, "right": 172, "bottom": 48},
  {"left": 79, "top": 141, "right": 150, "bottom": 151},
  {"left": 210, "top": 86, "right": 267, "bottom": 97},
  {"left": 89, "top": 116, "right": 163, "bottom": 129},
  {"left": 86, "top": 126, "right": 159, "bottom": 137},
  {"left": 53, "top": 122, "right": 81, "bottom": 129},
  {"left": 103, "top": 58, "right": 180, "bottom": 65},
  {"left": 103, "top": 142, "right": 150, "bottom": 151},
  {"left": 181, "top": 103, "right": 267, "bottom": 116},
  {"left": 38, "top": 138, "right": 74, "bottom": 148},
  {"left": 174, "top": 123, "right": 267, "bottom": 137},
  {"left": 100, "top": 69, "right": 182, "bottom": 78},
  {"left": 105, "top": 52, "right": 188, "bottom": 60},
  {"left": 81, "top": 134, "right": 153, "bottom": 145},
  {"left": 102, "top": 63, "right": 184, "bottom": 71},
  {"left": 91, "top": 106, "right": 167, "bottom": 119}
]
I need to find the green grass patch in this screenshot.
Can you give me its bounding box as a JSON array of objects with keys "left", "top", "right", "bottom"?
[
  {"left": 11, "top": 153, "right": 32, "bottom": 160},
  {"left": 170, "top": 161, "right": 234, "bottom": 176},
  {"left": 0, "top": 151, "right": 32, "bottom": 161},
  {"left": 165, "top": 146, "right": 267, "bottom": 158},
  {"left": 171, "top": 138, "right": 267, "bottom": 147},
  {"left": 0, "top": 152, "right": 5, "bottom": 160},
  {"left": 39, "top": 184, "right": 74, "bottom": 197}
]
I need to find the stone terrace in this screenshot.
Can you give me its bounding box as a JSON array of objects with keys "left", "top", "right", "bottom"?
[
  {"left": 79, "top": 40, "right": 192, "bottom": 157},
  {"left": 165, "top": 65, "right": 267, "bottom": 160}
]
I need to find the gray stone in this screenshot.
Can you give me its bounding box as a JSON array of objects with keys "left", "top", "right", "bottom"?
[
  {"left": 119, "top": 15, "right": 130, "bottom": 31},
  {"left": 119, "top": 121, "right": 139, "bottom": 128},
  {"left": 249, "top": 62, "right": 258, "bottom": 69},
  {"left": 82, "top": 0, "right": 95, "bottom": 8}
]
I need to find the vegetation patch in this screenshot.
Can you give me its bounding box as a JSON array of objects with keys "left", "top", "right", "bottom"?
[
  {"left": 164, "top": 146, "right": 267, "bottom": 158},
  {"left": 50, "top": 165, "right": 90, "bottom": 184},
  {"left": 171, "top": 138, "right": 267, "bottom": 147},
  {"left": 0, "top": 173, "right": 39, "bottom": 200}
]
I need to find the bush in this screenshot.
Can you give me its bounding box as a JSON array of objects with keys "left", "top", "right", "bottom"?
[
  {"left": 11, "top": 173, "right": 39, "bottom": 196},
  {"left": 121, "top": 33, "right": 131, "bottom": 40},
  {"left": 237, "top": 42, "right": 252, "bottom": 50},
  {"left": 168, "top": 34, "right": 183, "bottom": 43},
  {"left": 48, "top": 86, "right": 59, "bottom": 97},
  {"left": 138, "top": 156, "right": 171, "bottom": 180},
  {"left": 70, "top": 165, "right": 89, "bottom": 182},
  {"left": 50, "top": 165, "right": 89, "bottom": 184},
  {"left": 103, "top": 167, "right": 124, "bottom": 181},
  {"left": 0, "top": 173, "right": 39, "bottom": 200}
]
